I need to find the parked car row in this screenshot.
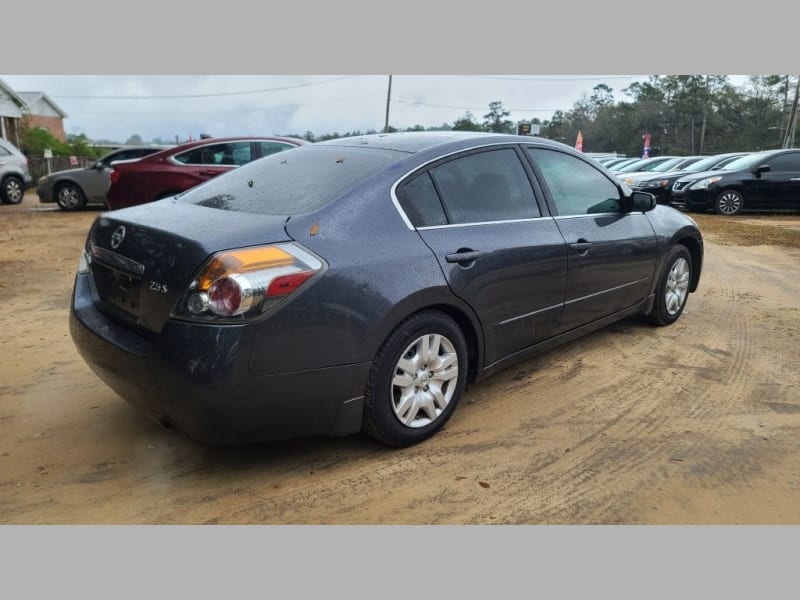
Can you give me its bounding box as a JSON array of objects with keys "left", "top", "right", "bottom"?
[
  {"left": 592, "top": 149, "right": 800, "bottom": 216},
  {"left": 31, "top": 136, "right": 307, "bottom": 212}
]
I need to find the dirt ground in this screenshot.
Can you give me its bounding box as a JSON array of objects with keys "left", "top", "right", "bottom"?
[{"left": 1, "top": 193, "right": 799, "bottom": 524}]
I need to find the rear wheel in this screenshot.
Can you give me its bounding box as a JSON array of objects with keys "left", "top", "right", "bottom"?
[
  {"left": 1, "top": 175, "right": 24, "bottom": 204},
  {"left": 56, "top": 182, "right": 87, "bottom": 211},
  {"left": 646, "top": 245, "right": 692, "bottom": 326},
  {"left": 363, "top": 311, "right": 468, "bottom": 447},
  {"left": 714, "top": 190, "right": 744, "bottom": 216}
]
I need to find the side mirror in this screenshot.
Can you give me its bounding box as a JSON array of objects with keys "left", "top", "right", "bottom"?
[
  {"left": 630, "top": 191, "right": 657, "bottom": 212},
  {"left": 754, "top": 164, "right": 770, "bottom": 175},
  {"left": 94, "top": 162, "right": 106, "bottom": 170}
]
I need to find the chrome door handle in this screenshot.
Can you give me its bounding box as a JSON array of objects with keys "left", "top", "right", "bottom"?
[
  {"left": 790, "top": 177, "right": 800, "bottom": 181},
  {"left": 569, "top": 240, "right": 593, "bottom": 255}
]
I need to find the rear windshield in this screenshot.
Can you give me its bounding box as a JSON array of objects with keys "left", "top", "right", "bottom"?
[{"left": 178, "top": 145, "right": 406, "bottom": 215}]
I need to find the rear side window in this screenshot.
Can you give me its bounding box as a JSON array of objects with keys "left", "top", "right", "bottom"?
[
  {"left": 430, "top": 148, "right": 540, "bottom": 224},
  {"left": 397, "top": 172, "right": 447, "bottom": 227},
  {"left": 527, "top": 148, "right": 622, "bottom": 216},
  {"left": 179, "top": 145, "right": 405, "bottom": 215}
]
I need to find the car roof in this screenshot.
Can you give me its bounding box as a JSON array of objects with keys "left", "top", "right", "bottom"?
[{"left": 314, "top": 131, "right": 570, "bottom": 154}]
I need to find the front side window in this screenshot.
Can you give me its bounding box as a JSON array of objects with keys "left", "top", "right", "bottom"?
[
  {"left": 527, "top": 148, "right": 622, "bottom": 216},
  {"left": 430, "top": 148, "right": 540, "bottom": 224},
  {"left": 766, "top": 153, "right": 800, "bottom": 172}
]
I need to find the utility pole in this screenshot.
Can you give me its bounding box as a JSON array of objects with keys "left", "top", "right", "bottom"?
[
  {"left": 782, "top": 75, "right": 800, "bottom": 149},
  {"left": 384, "top": 75, "right": 393, "bottom": 133}
]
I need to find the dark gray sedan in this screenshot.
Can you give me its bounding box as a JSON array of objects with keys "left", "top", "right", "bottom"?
[
  {"left": 70, "top": 132, "right": 703, "bottom": 447},
  {"left": 37, "top": 146, "right": 167, "bottom": 210}
]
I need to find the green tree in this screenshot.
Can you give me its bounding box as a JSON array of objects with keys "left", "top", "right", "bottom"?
[
  {"left": 452, "top": 112, "right": 482, "bottom": 131},
  {"left": 483, "top": 101, "right": 514, "bottom": 133},
  {"left": 20, "top": 125, "right": 68, "bottom": 156},
  {"left": 126, "top": 134, "right": 144, "bottom": 145}
]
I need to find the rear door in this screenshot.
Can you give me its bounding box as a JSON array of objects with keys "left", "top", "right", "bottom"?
[
  {"left": 525, "top": 146, "right": 658, "bottom": 333},
  {"left": 398, "top": 146, "right": 568, "bottom": 366}
]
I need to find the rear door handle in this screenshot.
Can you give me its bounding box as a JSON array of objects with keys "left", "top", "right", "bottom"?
[{"left": 445, "top": 250, "right": 486, "bottom": 264}]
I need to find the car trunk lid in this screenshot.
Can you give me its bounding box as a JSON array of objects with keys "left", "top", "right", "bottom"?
[{"left": 86, "top": 200, "right": 292, "bottom": 334}]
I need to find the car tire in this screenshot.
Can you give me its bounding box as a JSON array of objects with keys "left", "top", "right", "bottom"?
[
  {"left": 56, "top": 183, "right": 87, "bottom": 211},
  {"left": 646, "top": 245, "right": 692, "bottom": 327},
  {"left": 714, "top": 190, "right": 744, "bottom": 216},
  {"left": 1, "top": 175, "right": 24, "bottom": 204},
  {"left": 362, "top": 310, "right": 468, "bottom": 447}
]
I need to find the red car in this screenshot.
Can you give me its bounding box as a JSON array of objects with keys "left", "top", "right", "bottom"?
[{"left": 106, "top": 136, "right": 307, "bottom": 210}]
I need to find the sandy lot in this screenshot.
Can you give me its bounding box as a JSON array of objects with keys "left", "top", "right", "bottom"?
[{"left": 1, "top": 193, "right": 799, "bottom": 524}]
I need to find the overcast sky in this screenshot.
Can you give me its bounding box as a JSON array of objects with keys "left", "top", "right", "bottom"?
[{"left": 0, "top": 74, "right": 753, "bottom": 143}]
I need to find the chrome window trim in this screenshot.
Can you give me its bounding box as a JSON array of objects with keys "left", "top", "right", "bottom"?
[
  {"left": 552, "top": 212, "right": 626, "bottom": 220},
  {"left": 417, "top": 216, "right": 552, "bottom": 231},
  {"left": 390, "top": 141, "right": 543, "bottom": 231}
]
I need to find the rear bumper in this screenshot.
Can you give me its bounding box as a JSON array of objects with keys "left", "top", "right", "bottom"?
[{"left": 70, "top": 273, "right": 370, "bottom": 444}]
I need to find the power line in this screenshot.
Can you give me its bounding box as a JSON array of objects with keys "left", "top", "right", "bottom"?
[
  {"left": 453, "top": 75, "right": 643, "bottom": 82},
  {"left": 60, "top": 94, "right": 377, "bottom": 116},
  {"left": 396, "top": 99, "right": 564, "bottom": 112},
  {"left": 50, "top": 76, "right": 356, "bottom": 100}
]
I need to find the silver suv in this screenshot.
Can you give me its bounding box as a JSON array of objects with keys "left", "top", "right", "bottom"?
[{"left": 0, "top": 138, "right": 32, "bottom": 204}]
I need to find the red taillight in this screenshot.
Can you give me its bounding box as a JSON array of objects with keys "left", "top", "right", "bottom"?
[
  {"left": 109, "top": 169, "right": 120, "bottom": 184},
  {"left": 173, "top": 243, "right": 325, "bottom": 322},
  {"left": 266, "top": 271, "right": 315, "bottom": 297},
  {"left": 208, "top": 277, "right": 243, "bottom": 316}
]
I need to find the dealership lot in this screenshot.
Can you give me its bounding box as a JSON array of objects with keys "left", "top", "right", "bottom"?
[{"left": 1, "top": 193, "right": 799, "bottom": 524}]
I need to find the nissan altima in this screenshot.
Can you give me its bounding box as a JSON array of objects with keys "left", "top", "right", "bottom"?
[{"left": 70, "top": 132, "right": 703, "bottom": 447}]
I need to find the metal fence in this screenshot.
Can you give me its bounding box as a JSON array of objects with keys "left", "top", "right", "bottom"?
[{"left": 27, "top": 156, "right": 95, "bottom": 181}]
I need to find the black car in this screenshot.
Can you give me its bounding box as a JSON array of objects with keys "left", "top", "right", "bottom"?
[
  {"left": 671, "top": 149, "right": 800, "bottom": 215},
  {"left": 625, "top": 152, "right": 750, "bottom": 204},
  {"left": 70, "top": 132, "right": 704, "bottom": 447}
]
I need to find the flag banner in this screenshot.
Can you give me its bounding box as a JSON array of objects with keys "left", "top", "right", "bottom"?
[
  {"left": 575, "top": 130, "right": 584, "bottom": 152},
  {"left": 642, "top": 133, "right": 651, "bottom": 158}
]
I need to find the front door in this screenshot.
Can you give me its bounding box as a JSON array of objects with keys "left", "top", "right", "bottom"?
[{"left": 525, "top": 146, "right": 659, "bottom": 333}]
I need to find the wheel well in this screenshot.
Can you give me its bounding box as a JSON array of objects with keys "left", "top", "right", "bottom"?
[
  {"left": 56, "top": 180, "right": 80, "bottom": 192},
  {"left": 2, "top": 173, "right": 22, "bottom": 185},
  {"left": 676, "top": 237, "right": 702, "bottom": 291},
  {"left": 424, "top": 303, "right": 481, "bottom": 385}
]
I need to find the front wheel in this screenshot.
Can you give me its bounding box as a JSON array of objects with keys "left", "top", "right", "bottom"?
[
  {"left": 56, "top": 183, "right": 87, "bottom": 211},
  {"left": 646, "top": 245, "right": 692, "bottom": 326},
  {"left": 714, "top": 190, "right": 744, "bottom": 216},
  {"left": 362, "top": 311, "right": 468, "bottom": 447},
  {"left": 1, "top": 176, "right": 24, "bottom": 204}
]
